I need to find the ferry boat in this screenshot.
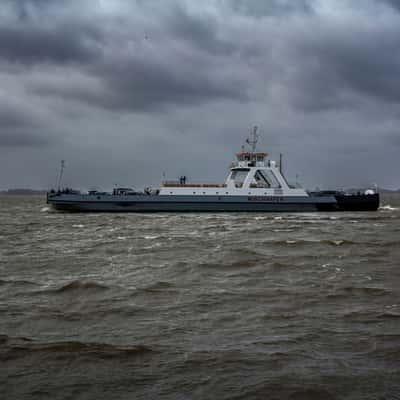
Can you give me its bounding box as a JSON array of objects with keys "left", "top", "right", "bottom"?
[{"left": 47, "top": 127, "right": 379, "bottom": 212}]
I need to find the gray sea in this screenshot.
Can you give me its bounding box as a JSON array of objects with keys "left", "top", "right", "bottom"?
[{"left": 1, "top": 194, "right": 400, "bottom": 400}]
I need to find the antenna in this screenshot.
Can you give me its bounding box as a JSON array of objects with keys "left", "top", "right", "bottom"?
[
  {"left": 246, "top": 125, "right": 259, "bottom": 153},
  {"left": 57, "top": 160, "right": 65, "bottom": 191}
]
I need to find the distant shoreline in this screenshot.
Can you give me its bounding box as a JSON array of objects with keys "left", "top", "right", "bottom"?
[{"left": 0, "top": 190, "right": 47, "bottom": 195}]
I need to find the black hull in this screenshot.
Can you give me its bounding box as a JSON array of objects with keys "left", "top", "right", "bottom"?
[
  {"left": 335, "top": 193, "right": 380, "bottom": 211},
  {"left": 315, "top": 193, "right": 380, "bottom": 212}
]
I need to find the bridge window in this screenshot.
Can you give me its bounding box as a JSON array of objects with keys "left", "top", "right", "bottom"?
[
  {"left": 253, "top": 170, "right": 281, "bottom": 188},
  {"left": 263, "top": 170, "right": 281, "bottom": 188},
  {"left": 253, "top": 170, "right": 270, "bottom": 188},
  {"left": 231, "top": 169, "right": 249, "bottom": 188}
]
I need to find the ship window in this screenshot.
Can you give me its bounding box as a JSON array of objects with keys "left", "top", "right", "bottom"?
[
  {"left": 257, "top": 170, "right": 281, "bottom": 188},
  {"left": 231, "top": 169, "right": 249, "bottom": 188},
  {"left": 266, "top": 170, "right": 281, "bottom": 188},
  {"left": 226, "top": 192, "right": 228, "bottom": 194},
  {"left": 253, "top": 170, "right": 271, "bottom": 188},
  {"left": 193, "top": 192, "right": 196, "bottom": 194}
]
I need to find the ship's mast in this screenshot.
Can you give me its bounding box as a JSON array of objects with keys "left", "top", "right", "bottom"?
[
  {"left": 246, "top": 125, "right": 259, "bottom": 153},
  {"left": 57, "top": 160, "right": 65, "bottom": 191}
]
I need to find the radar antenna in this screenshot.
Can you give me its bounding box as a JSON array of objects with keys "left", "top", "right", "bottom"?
[
  {"left": 245, "top": 125, "right": 259, "bottom": 153},
  {"left": 57, "top": 160, "right": 65, "bottom": 191}
]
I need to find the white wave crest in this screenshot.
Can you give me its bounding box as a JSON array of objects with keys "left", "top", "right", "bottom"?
[{"left": 379, "top": 205, "right": 399, "bottom": 211}]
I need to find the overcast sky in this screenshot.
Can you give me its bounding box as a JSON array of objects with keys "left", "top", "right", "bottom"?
[{"left": 1, "top": 0, "right": 399, "bottom": 190}]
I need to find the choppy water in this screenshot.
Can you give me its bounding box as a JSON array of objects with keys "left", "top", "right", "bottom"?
[{"left": 1, "top": 194, "right": 400, "bottom": 400}]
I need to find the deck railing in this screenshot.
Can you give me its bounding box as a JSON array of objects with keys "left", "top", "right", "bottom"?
[{"left": 162, "top": 181, "right": 227, "bottom": 188}]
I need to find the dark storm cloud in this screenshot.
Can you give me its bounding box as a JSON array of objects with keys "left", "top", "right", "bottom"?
[
  {"left": 382, "top": 0, "right": 400, "bottom": 11},
  {"left": 14, "top": 0, "right": 399, "bottom": 115},
  {"left": 281, "top": 20, "right": 400, "bottom": 112},
  {"left": 166, "top": 5, "right": 236, "bottom": 55},
  {"left": 95, "top": 58, "right": 249, "bottom": 111},
  {"left": 0, "top": 23, "right": 101, "bottom": 64},
  {"left": 0, "top": 0, "right": 102, "bottom": 65},
  {"left": 227, "top": 0, "right": 315, "bottom": 17},
  {"left": 30, "top": 65, "right": 248, "bottom": 112},
  {"left": 2, "top": 1, "right": 399, "bottom": 114},
  {"left": 21, "top": 3, "right": 250, "bottom": 112},
  {"left": 6, "top": 0, "right": 67, "bottom": 21}
]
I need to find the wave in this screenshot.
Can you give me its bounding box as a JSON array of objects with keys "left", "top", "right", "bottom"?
[
  {"left": 379, "top": 205, "right": 399, "bottom": 211},
  {"left": 144, "top": 235, "right": 159, "bottom": 240},
  {"left": 220, "top": 247, "right": 263, "bottom": 259},
  {"left": 321, "top": 239, "right": 354, "bottom": 246},
  {"left": 0, "top": 334, "right": 32, "bottom": 344},
  {"left": 0, "top": 278, "right": 38, "bottom": 287},
  {"left": 269, "top": 261, "right": 291, "bottom": 269},
  {"left": 227, "top": 259, "right": 262, "bottom": 268},
  {"left": 54, "top": 280, "right": 109, "bottom": 293},
  {"left": 142, "top": 281, "right": 177, "bottom": 293},
  {"left": 341, "top": 310, "right": 400, "bottom": 321},
  {"left": 263, "top": 239, "right": 355, "bottom": 247},
  {"left": 341, "top": 286, "right": 389, "bottom": 297},
  {"left": 369, "top": 344, "right": 400, "bottom": 363},
  {"left": 198, "top": 258, "right": 262, "bottom": 270},
  {"left": 30, "top": 341, "right": 151, "bottom": 355},
  {"left": 287, "top": 389, "right": 336, "bottom": 400},
  {"left": 1, "top": 335, "right": 152, "bottom": 357},
  {"left": 376, "top": 311, "right": 400, "bottom": 319}
]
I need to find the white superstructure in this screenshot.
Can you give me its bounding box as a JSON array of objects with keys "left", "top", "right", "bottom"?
[{"left": 159, "top": 127, "right": 308, "bottom": 198}]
